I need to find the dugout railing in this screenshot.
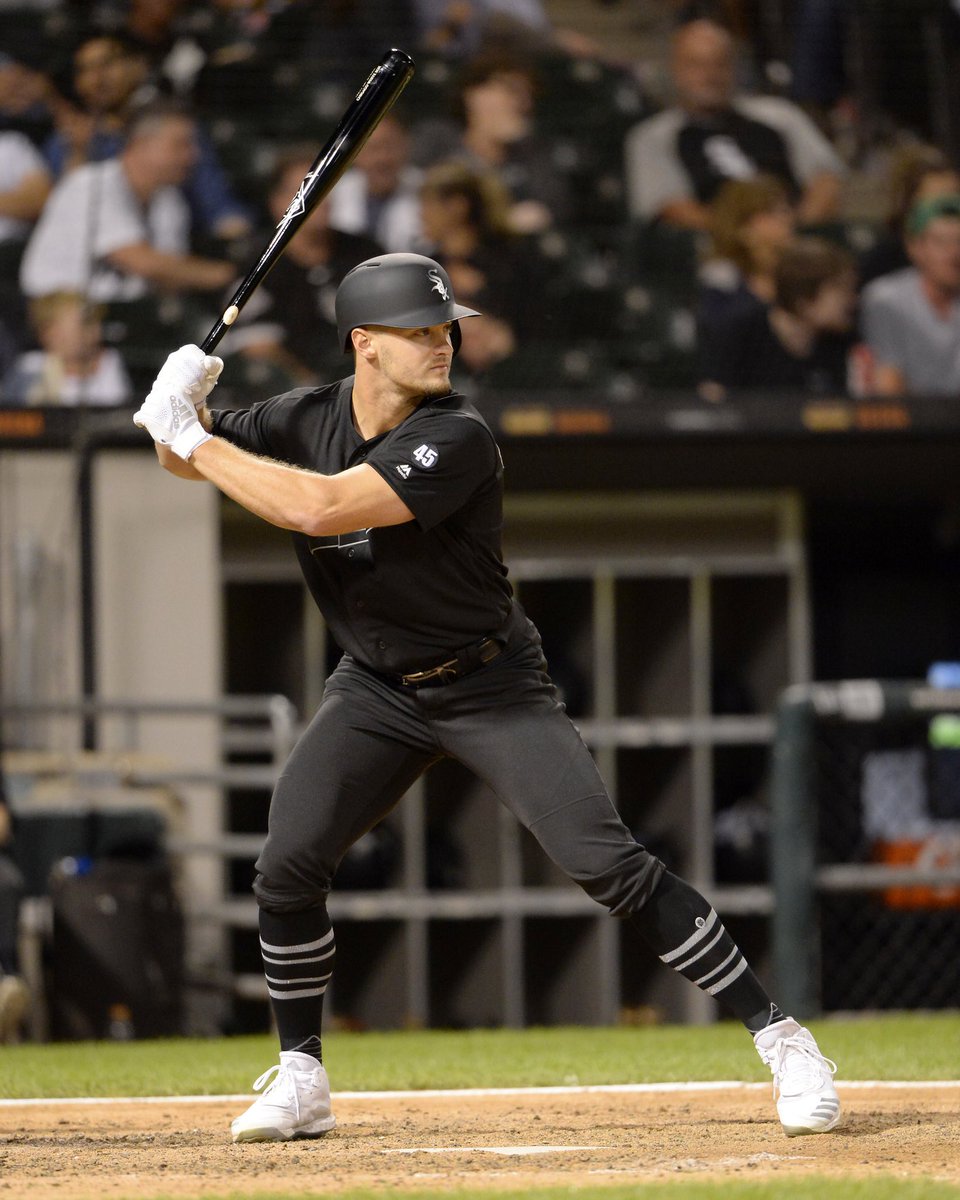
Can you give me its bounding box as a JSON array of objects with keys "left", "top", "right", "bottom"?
[{"left": 771, "top": 679, "right": 960, "bottom": 1018}]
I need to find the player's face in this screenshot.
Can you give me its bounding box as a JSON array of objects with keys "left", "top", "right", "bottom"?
[{"left": 367, "top": 323, "right": 455, "bottom": 397}]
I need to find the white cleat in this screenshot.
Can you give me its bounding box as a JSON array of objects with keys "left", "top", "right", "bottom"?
[
  {"left": 754, "top": 1017, "right": 841, "bottom": 1136},
  {"left": 231, "top": 1051, "right": 336, "bottom": 1143}
]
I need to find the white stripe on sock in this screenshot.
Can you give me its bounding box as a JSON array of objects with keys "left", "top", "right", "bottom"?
[
  {"left": 260, "top": 948, "right": 334, "bottom": 967},
  {"left": 693, "top": 945, "right": 740, "bottom": 988},
  {"left": 659, "top": 909, "right": 718, "bottom": 965},
  {"left": 706, "top": 956, "right": 749, "bottom": 996},
  {"left": 259, "top": 929, "right": 334, "bottom": 955},
  {"left": 671, "top": 923, "right": 725, "bottom": 973},
  {"left": 264, "top": 972, "right": 332, "bottom": 986},
  {"left": 267, "top": 984, "right": 329, "bottom": 1000}
]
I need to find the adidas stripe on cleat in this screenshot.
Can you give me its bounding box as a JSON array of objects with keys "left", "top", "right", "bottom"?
[
  {"left": 754, "top": 1017, "right": 841, "bottom": 1136},
  {"left": 231, "top": 1051, "right": 336, "bottom": 1143}
]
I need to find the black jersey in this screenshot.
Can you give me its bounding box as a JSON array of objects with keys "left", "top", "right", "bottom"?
[{"left": 213, "top": 377, "right": 513, "bottom": 674}]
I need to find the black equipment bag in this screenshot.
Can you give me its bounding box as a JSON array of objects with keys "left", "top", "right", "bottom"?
[{"left": 49, "top": 858, "right": 184, "bottom": 1040}]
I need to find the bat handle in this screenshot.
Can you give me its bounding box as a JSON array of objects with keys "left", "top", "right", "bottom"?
[
  {"left": 200, "top": 322, "right": 227, "bottom": 356},
  {"left": 201, "top": 303, "right": 240, "bottom": 355}
]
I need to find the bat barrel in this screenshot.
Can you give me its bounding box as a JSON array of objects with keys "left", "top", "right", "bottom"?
[{"left": 200, "top": 48, "right": 415, "bottom": 355}]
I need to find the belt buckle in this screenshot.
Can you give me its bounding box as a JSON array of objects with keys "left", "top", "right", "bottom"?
[{"left": 401, "top": 656, "right": 459, "bottom": 687}]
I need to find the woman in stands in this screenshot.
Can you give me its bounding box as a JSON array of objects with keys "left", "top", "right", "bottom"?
[{"left": 697, "top": 174, "right": 797, "bottom": 393}]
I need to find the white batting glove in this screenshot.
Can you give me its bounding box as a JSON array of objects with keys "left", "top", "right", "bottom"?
[
  {"left": 152, "top": 344, "right": 224, "bottom": 407},
  {"left": 133, "top": 345, "right": 224, "bottom": 460},
  {"left": 134, "top": 385, "right": 213, "bottom": 460}
]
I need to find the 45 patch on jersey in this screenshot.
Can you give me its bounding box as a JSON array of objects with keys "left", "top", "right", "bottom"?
[{"left": 412, "top": 443, "right": 439, "bottom": 469}]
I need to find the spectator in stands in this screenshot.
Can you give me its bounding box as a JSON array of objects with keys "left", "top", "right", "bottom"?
[
  {"left": 414, "top": 0, "right": 552, "bottom": 59},
  {"left": 21, "top": 99, "right": 235, "bottom": 302},
  {"left": 44, "top": 33, "right": 153, "bottom": 176},
  {"left": 189, "top": 0, "right": 414, "bottom": 98},
  {"left": 859, "top": 145, "right": 960, "bottom": 288},
  {"left": 625, "top": 19, "right": 844, "bottom": 230},
  {"left": 699, "top": 236, "right": 857, "bottom": 399},
  {"left": 412, "top": 51, "right": 572, "bottom": 233},
  {"left": 417, "top": 160, "right": 535, "bottom": 377},
  {"left": 0, "top": 128, "right": 52, "bottom": 304},
  {"left": 698, "top": 174, "right": 796, "bottom": 358},
  {"left": 0, "top": 47, "right": 57, "bottom": 146},
  {"left": 223, "top": 148, "right": 383, "bottom": 386},
  {"left": 861, "top": 195, "right": 960, "bottom": 397},
  {"left": 328, "top": 114, "right": 423, "bottom": 253},
  {"left": 45, "top": 32, "right": 251, "bottom": 241},
  {"left": 3, "top": 292, "right": 132, "bottom": 406},
  {"left": 89, "top": 0, "right": 192, "bottom": 68}
]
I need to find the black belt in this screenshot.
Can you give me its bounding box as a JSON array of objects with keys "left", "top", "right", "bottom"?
[{"left": 397, "top": 636, "right": 504, "bottom": 688}]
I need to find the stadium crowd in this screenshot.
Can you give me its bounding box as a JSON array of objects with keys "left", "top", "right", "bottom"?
[{"left": 2, "top": 0, "right": 960, "bottom": 407}]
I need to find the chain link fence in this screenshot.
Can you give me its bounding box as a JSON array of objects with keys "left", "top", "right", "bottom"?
[{"left": 771, "top": 680, "right": 960, "bottom": 1016}]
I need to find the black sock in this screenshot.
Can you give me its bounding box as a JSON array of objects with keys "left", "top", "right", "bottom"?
[
  {"left": 628, "top": 871, "right": 777, "bottom": 1030},
  {"left": 259, "top": 904, "right": 335, "bottom": 1061},
  {"left": 744, "top": 1001, "right": 786, "bottom": 1034}
]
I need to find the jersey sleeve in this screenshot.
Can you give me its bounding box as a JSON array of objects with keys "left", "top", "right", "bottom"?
[
  {"left": 365, "top": 411, "right": 499, "bottom": 532},
  {"left": 212, "top": 392, "right": 303, "bottom": 459}
]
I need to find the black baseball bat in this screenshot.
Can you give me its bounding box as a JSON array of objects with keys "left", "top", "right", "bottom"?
[{"left": 200, "top": 48, "right": 415, "bottom": 355}]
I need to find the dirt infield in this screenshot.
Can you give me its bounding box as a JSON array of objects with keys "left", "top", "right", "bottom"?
[{"left": 1, "top": 1085, "right": 958, "bottom": 1198}]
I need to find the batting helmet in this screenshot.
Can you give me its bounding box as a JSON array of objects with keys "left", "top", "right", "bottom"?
[{"left": 335, "top": 253, "right": 481, "bottom": 354}]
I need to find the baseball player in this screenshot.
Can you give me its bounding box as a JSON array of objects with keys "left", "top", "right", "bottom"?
[{"left": 134, "top": 252, "right": 840, "bottom": 1143}]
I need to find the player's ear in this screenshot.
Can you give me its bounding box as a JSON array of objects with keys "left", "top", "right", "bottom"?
[{"left": 351, "top": 326, "right": 376, "bottom": 361}]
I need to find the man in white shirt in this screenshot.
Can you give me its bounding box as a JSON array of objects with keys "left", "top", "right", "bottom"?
[
  {"left": 625, "top": 19, "right": 845, "bottom": 230},
  {"left": 20, "top": 99, "right": 234, "bottom": 302}
]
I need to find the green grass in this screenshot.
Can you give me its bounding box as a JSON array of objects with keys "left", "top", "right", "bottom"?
[
  {"left": 143, "top": 1183, "right": 960, "bottom": 1200},
  {"left": 1, "top": 1012, "right": 957, "bottom": 1099}
]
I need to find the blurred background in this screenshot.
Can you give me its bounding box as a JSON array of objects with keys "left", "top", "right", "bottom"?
[{"left": 1, "top": 0, "right": 960, "bottom": 1044}]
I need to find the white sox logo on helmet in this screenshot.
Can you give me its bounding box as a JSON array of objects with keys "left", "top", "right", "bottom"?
[{"left": 427, "top": 269, "right": 449, "bottom": 301}]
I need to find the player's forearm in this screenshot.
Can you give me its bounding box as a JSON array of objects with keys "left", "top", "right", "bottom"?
[
  {"left": 157, "top": 442, "right": 207, "bottom": 479},
  {"left": 189, "top": 436, "right": 338, "bottom": 534},
  {"left": 155, "top": 403, "right": 213, "bottom": 480}
]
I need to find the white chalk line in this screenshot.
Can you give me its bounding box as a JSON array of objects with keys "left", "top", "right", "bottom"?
[
  {"left": 0, "top": 1079, "right": 957, "bottom": 1108},
  {"left": 384, "top": 1145, "right": 607, "bottom": 1156}
]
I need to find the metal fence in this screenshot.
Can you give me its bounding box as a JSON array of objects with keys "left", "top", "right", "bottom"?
[{"left": 771, "top": 680, "right": 960, "bottom": 1016}]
